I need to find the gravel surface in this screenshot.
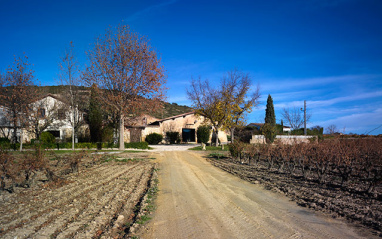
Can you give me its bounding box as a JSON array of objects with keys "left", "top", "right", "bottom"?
[{"left": 148, "top": 144, "right": 199, "bottom": 151}]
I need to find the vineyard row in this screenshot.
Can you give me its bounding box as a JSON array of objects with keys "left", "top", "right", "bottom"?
[{"left": 229, "top": 138, "right": 382, "bottom": 195}]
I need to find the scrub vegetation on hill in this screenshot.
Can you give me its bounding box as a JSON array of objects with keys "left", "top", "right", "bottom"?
[{"left": 38, "top": 85, "right": 193, "bottom": 119}]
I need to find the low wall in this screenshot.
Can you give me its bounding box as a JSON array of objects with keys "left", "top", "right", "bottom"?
[{"left": 250, "top": 135, "right": 317, "bottom": 144}]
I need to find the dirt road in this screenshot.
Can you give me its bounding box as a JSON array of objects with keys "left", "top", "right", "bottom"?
[{"left": 141, "top": 151, "right": 373, "bottom": 239}]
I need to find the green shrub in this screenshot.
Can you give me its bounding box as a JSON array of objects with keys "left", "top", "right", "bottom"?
[
  {"left": 9, "top": 143, "right": 19, "bottom": 151},
  {"left": 276, "top": 124, "right": 284, "bottom": 135},
  {"left": 166, "top": 132, "right": 180, "bottom": 144},
  {"left": 261, "top": 123, "right": 277, "bottom": 144},
  {"left": 20, "top": 143, "right": 34, "bottom": 149},
  {"left": 197, "top": 125, "right": 211, "bottom": 144},
  {"left": 40, "top": 132, "right": 56, "bottom": 145},
  {"left": 145, "top": 133, "right": 163, "bottom": 145},
  {"left": 0, "top": 138, "right": 10, "bottom": 149},
  {"left": 102, "top": 126, "right": 114, "bottom": 143},
  {"left": 125, "top": 141, "right": 149, "bottom": 149},
  {"left": 44, "top": 143, "right": 56, "bottom": 149},
  {"left": 75, "top": 142, "right": 95, "bottom": 149},
  {"left": 58, "top": 142, "right": 72, "bottom": 149},
  {"left": 103, "top": 142, "right": 117, "bottom": 149},
  {"left": 0, "top": 138, "right": 10, "bottom": 144}
]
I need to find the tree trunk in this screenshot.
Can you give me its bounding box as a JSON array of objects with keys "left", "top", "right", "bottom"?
[
  {"left": 72, "top": 109, "right": 75, "bottom": 151},
  {"left": 119, "top": 114, "right": 125, "bottom": 150},
  {"left": 230, "top": 128, "right": 235, "bottom": 143},
  {"left": 12, "top": 116, "right": 18, "bottom": 144},
  {"left": 215, "top": 129, "right": 219, "bottom": 146},
  {"left": 19, "top": 128, "right": 23, "bottom": 151}
]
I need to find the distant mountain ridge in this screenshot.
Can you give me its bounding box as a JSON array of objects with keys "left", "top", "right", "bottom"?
[{"left": 39, "top": 85, "right": 193, "bottom": 119}]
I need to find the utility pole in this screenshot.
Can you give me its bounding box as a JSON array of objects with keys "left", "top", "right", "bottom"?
[{"left": 304, "top": 100, "right": 307, "bottom": 135}]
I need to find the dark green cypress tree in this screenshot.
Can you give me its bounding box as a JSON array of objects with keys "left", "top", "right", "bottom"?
[
  {"left": 265, "top": 94, "right": 276, "bottom": 125},
  {"left": 88, "top": 84, "right": 103, "bottom": 142},
  {"left": 262, "top": 94, "right": 277, "bottom": 143}
]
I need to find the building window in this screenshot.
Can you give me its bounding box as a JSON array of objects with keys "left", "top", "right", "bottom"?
[
  {"left": 38, "top": 108, "right": 46, "bottom": 118},
  {"left": 57, "top": 109, "right": 66, "bottom": 120}
]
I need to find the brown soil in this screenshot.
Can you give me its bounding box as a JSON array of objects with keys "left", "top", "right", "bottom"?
[
  {"left": 138, "top": 151, "right": 379, "bottom": 239},
  {"left": 0, "top": 151, "right": 155, "bottom": 239},
  {"left": 2, "top": 149, "right": 380, "bottom": 239},
  {"left": 207, "top": 153, "right": 382, "bottom": 238}
]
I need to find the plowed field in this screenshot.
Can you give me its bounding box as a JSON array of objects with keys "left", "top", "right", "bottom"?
[{"left": 0, "top": 152, "right": 154, "bottom": 239}]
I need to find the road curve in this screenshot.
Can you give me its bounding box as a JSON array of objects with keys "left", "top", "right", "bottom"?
[{"left": 141, "top": 151, "right": 372, "bottom": 239}]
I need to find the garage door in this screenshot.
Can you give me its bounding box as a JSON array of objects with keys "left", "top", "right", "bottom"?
[{"left": 182, "top": 128, "right": 195, "bottom": 142}]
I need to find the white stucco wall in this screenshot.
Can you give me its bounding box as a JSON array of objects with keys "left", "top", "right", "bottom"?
[
  {"left": 250, "top": 135, "right": 317, "bottom": 144},
  {"left": 134, "top": 113, "right": 228, "bottom": 144}
]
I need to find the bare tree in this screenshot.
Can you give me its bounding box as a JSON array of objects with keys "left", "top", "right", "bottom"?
[
  {"left": 0, "top": 56, "right": 38, "bottom": 150},
  {"left": 187, "top": 69, "right": 260, "bottom": 145},
  {"left": 0, "top": 111, "right": 11, "bottom": 139},
  {"left": 187, "top": 77, "right": 223, "bottom": 146},
  {"left": 83, "top": 25, "right": 166, "bottom": 150},
  {"left": 58, "top": 42, "right": 86, "bottom": 149},
  {"left": 281, "top": 106, "right": 311, "bottom": 130},
  {"left": 0, "top": 74, "right": 10, "bottom": 138},
  {"left": 221, "top": 70, "right": 260, "bottom": 143},
  {"left": 326, "top": 124, "right": 337, "bottom": 135},
  {"left": 0, "top": 72, "right": 3, "bottom": 88}
]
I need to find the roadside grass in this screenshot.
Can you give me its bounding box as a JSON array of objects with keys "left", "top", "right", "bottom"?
[
  {"left": 129, "top": 172, "right": 159, "bottom": 238},
  {"left": 144, "top": 178, "right": 159, "bottom": 213},
  {"left": 136, "top": 215, "right": 152, "bottom": 225},
  {"left": 208, "top": 152, "right": 229, "bottom": 160}
]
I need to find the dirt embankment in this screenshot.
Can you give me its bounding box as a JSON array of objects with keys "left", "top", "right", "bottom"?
[{"left": 0, "top": 152, "right": 155, "bottom": 239}]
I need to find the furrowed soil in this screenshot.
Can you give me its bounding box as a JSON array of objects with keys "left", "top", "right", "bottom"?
[
  {"left": 0, "top": 151, "right": 155, "bottom": 239},
  {"left": 139, "top": 150, "right": 380, "bottom": 239},
  {"left": 1, "top": 148, "right": 380, "bottom": 239}
]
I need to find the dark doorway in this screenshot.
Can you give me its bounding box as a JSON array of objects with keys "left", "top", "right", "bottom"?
[
  {"left": 130, "top": 128, "right": 142, "bottom": 142},
  {"left": 47, "top": 130, "right": 60, "bottom": 138},
  {"left": 182, "top": 128, "right": 195, "bottom": 142}
]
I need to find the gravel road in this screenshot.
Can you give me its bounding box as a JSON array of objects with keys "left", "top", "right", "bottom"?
[
  {"left": 141, "top": 150, "right": 374, "bottom": 239},
  {"left": 149, "top": 144, "right": 198, "bottom": 151}
]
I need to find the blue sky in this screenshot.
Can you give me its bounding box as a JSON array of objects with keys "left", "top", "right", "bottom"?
[{"left": 1, "top": 0, "right": 381, "bottom": 134}]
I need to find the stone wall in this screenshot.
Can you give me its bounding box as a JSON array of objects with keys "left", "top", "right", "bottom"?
[{"left": 250, "top": 135, "right": 317, "bottom": 144}]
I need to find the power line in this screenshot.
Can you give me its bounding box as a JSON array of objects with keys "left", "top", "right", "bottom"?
[{"left": 365, "top": 124, "right": 382, "bottom": 135}]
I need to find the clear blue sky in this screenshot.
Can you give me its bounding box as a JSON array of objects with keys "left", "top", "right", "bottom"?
[{"left": 1, "top": 0, "right": 381, "bottom": 134}]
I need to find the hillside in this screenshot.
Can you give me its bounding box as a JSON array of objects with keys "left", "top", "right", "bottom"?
[
  {"left": 152, "top": 102, "right": 193, "bottom": 119},
  {"left": 40, "top": 85, "right": 192, "bottom": 119}
]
